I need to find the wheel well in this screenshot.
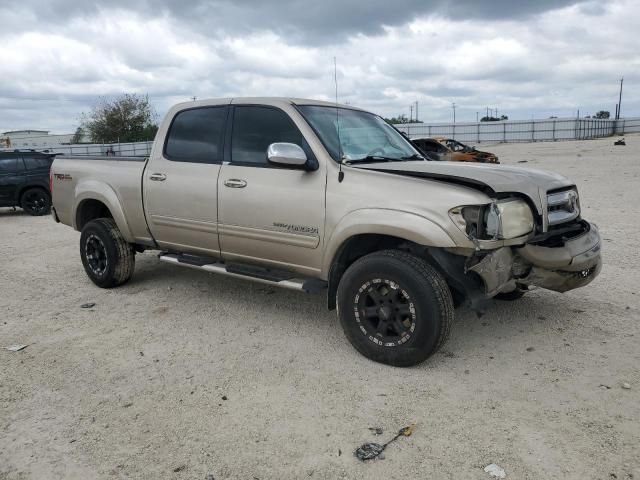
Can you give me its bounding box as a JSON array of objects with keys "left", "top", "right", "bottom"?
[
  {"left": 327, "top": 234, "right": 416, "bottom": 310},
  {"left": 326, "top": 234, "right": 488, "bottom": 313},
  {"left": 76, "top": 199, "right": 113, "bottom": 230}
]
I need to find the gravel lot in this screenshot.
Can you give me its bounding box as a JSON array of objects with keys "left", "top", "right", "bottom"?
[{"left": 1, "top": 135, "right": 639, "bottom": 480}]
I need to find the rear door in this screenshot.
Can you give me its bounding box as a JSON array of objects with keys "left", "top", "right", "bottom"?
[
  {"left": 0, "top": 157, "right": 24, "bottom": 206},
  {"left": 22, "top": 155, "right": 53, "bottom": 190},
  {"left": 143, "top": 105, "right": 228, "bottom": 256},
  {"left": 217, "top": 105, "right": 326, "bottom": 275}
]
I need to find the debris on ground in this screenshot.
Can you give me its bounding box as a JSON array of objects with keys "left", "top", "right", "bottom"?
[
  {"left": 517, "top": 160, "right": 528, "bottom": 163},
  {"left": 354, "top": 424, "right": 415, "bottom": 461},
  {"left": 368, "top": 427, "right": 383, "bottom": 435},
  {"left": 484, "top": 463, "right": 506, "bottom": 478},
  {"left": 614, "top": 138, "right": 626, "bottom": 146},
  {"left": 80, "top": 302, "right": 96, "bottom": 309},
  {"left": 622, "top": 382, "right": 631, "bottom": 390},
  {"left": 205, "top": 475, "right": 215, "bottom": 480},
  {"left": 600, "top": 384, "right": 611, "bottom": 390},
  {"left": 6, "top": 344, "right": 28, "bottom": 352},
  {"left": 173, "top": 465, "right": 186, "bottom": 472}
]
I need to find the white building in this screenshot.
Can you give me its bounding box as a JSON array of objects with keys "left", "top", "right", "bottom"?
[{"left": 0, "top": 130, "right": 74, "bottom": 149}]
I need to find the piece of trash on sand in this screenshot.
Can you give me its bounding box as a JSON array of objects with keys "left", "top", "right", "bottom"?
[
  {"left": 80, "top": 303, "right": 96, "bottom": 309},
  {"left": 484, "top": 464, "right": 506, "bottom": 478},
  {"left": 6, "top": 344, "right": 28, "bottom": 352},
  {"left": 614, "top": 138, "right": 626, "bottom": 146},
  {"left": 368, "top": 427, "right": 383, "bottom": 435},
  {"left": 622, "top": 382, "right": 631, "bottom": 390},
  {"left": 354, "top": 424, "right": 415, "bottom": 461}
]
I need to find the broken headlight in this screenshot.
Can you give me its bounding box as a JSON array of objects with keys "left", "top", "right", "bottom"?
[
  {"left": 450, "top": 199, "right": 534, "bottom": 240},
  {"left": 485, "top": 199, "right": 534, "bottom": 239}
]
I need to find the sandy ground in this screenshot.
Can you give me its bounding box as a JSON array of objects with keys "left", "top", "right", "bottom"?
[{"left": 1, "top": 135, "right": 639, "bottom": 480}]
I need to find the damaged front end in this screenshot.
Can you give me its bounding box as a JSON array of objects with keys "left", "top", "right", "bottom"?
[
  {"left": 467, "top": 220, "right": 601, "bottom": 296},
  {"left": 435, "top": 190, "right": 602, "bottom": 310}
]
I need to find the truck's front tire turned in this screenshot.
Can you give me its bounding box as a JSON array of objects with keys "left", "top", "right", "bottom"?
[
  {"left": 80, "top": 218, "right": 135, "bottom": 288},
  {"left": 337, "top": 250, "right": 454, "bottom": 367}
]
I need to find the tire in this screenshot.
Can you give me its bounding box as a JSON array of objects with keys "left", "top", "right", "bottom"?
[
  {"left": 337, "top": 250, "right": 454, "bottom": 367},
  {"left": 80, "top": 218, "right": 135, "bottom": 288},
  {"left": 495, "top": 286, "right": 527, "bottom": 301},
  {"left": 20, "top": 188, "right": 51, "bottom": 216}
]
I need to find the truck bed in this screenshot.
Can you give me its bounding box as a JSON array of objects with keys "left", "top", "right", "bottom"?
[{"left": 51, "top": 155, "right": 153, "bottom": 245}]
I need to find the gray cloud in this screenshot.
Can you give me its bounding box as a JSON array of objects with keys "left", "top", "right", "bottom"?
[
  {"left": 11, "top": 0, "right": 587, "bottom": 42},
  {"left": 0, "top": 0, "right": 637, "bottom": 133}
]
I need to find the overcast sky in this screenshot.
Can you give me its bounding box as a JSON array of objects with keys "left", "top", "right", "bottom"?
[{"left": 1, "top": 0, "right": 638, "bottom": 133}]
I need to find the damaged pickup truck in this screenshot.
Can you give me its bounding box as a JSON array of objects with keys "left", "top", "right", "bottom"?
[{"left": 50, "top": 97, "right": 601, "bottom": 366}]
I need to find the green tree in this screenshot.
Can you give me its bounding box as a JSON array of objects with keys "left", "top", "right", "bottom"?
[
  {"left": 81, "top": 94, "right": 158, "bottom": 143},
  {"left": 384, "top": 114, "right": 423, "bottom": 125},
  {"left": 481, "top": 114, "right": 508, "bottom": 122},
  {"left": 70, "top": 127, "right": 85, "bottom": 144}
]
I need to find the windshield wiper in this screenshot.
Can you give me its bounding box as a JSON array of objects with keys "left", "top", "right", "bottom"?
[
  {"left": 401, "top": 154, "right": 424, "bottom": 160},
  {"left": 344, "top": 155, "right": 403, "bottom": 165}
]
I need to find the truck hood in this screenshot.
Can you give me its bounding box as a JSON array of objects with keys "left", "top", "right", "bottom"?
[{"left": 350, "top": 160, "right": 574, "bottom": 214}]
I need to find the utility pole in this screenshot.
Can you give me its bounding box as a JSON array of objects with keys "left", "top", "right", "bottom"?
[
  {"left": 415, "top": 101, "right": 419, "bottom": 122},
  {"left": 410, "top": 104, "right": 414, "bottom": 123},
  {"left": 476, "top": 112, "right": 479, "bottom": 122},
  {"left": 616, "top": 77, "right": 624, "bottom": 119},
  {"left": 452, "top": 102, "right": 456, "bottom": 124}
]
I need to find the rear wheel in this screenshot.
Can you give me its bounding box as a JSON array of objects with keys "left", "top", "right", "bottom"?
[
  {"left": 337, "top": 250, "right": 454, "bottom": 367},
  {"left": 20, "top": 188, "right": 51, "bottom": 216},
  {"left": 80, "top": 218, "right": 134, "bottom": 288}
]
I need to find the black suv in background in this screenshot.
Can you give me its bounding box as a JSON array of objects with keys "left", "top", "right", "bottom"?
[{"left": 0, "top": 151, "right": 56, "bottom": 215}]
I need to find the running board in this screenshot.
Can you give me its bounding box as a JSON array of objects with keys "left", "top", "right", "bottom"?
[{"left": 158, "top": 253, "right": 326, "bottom": 293}]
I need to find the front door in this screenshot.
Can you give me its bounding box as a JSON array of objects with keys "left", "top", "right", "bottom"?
[
  {"left": 143, "top": 104, "right": 228, "bottom": 256},
  {"left": 217, "top": 105, "right": 326, "bottom": 276}
]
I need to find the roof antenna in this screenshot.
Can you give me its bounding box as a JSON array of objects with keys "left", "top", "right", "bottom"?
[{"left": 334, "top": 56, "right": 345, "bottom": 183}]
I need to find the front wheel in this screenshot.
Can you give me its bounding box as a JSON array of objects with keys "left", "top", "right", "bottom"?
[
  {"left": 80, "top": 218, "right": 135, "bottom": 288},
  {"left": 337, "top": 250, "right": 454, "bottom": 367}
]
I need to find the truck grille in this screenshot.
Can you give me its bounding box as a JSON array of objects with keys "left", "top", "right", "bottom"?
[{"left": 547, "top": 189, "right": 580, "bottom": 226}]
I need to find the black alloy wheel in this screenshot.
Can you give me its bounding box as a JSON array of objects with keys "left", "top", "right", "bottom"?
[{"left": 21, "top": 188, "right": 51, "bottom": 215}]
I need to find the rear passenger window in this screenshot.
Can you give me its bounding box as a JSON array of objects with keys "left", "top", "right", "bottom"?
[
  {"left": 23, "top": 156, "right": 52, "bottom": 170},
  {"left": 231, "top": 106, "right": 304, "bottom": 165},
  {"left": 164, "top": 107, "right": 226, "bottom": 163},
  {"left": 0, "top": 158, "right": 18, "bottom": 173}
]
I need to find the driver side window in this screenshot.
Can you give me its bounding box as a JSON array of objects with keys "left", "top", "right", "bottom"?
[{"left": 231, "top": 106, "right": 304, "bottom": 166}]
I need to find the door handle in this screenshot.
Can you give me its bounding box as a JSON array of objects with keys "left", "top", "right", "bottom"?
[
  {"left": 224, "top": 179, "right": 247, "bottom": 188},
  {"left": 149, "top": 173, "right": 167, "bottom": 181}
]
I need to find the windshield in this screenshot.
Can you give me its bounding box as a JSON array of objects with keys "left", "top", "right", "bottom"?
[
  {"left": 297, "top": 105, "right": 422, "bottom": 162},
  {"left": 446, "top": 139, "right": 470, "bottom": 152}
]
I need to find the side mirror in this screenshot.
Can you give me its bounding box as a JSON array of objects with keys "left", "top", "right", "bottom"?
[{"left": 267, "top": 143, "right": 307, "bottom": 167}]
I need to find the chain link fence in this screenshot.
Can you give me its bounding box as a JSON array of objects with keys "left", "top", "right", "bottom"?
[
  {"left": 0, "top": 141, "right": 154, "bottom": 156},
  {"left": 396, "top": 117, "right": 640, "bottom": 143},
  {"left": 2, "top": 117, "right": 639, "bottom": 155}
]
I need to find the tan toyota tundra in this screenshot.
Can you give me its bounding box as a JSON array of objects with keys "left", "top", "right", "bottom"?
[{"left": 50, "top": 97, "right": 602, "bottom": 366}]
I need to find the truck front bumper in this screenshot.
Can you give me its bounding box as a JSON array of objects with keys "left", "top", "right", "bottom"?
[{"left": 470, "top": 221, "right": 602, "bottom": 295}]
